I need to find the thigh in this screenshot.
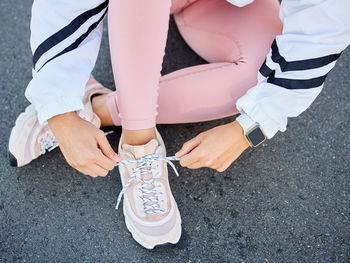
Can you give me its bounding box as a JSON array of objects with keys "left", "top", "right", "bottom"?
[{"left": 174, "top": 0, "right": 282, "bottom": 69}]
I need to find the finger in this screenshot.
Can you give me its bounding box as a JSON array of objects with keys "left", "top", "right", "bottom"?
[
  {"left": 96, "top": 131, "right": 122, "bottom": 162},
  {"left": 175, "top": 136, "right": 201, "bottom": 158},
  {"left": 90, "top": 164, "right": 109, "bottom": 177},
  {"left": 87, "top": 172, "right": 99, "bottom": 178},
  {"left": 179, "top": 146, "right": 203, "bottom": 167},
  {"left": 94, "top": 148, "right": 117, "bottom": 171},
  {"left": 68, "top": 163, "right": 91, "bottom": 177},
  {"left": 187, "top": 161, "right": 203, "bottom": 170},
  {"left": 80, "top": 168, "right": 98, "bottom": 178},
  {"left": 217, "top": 165, "right": 229, "bottom": 173}
]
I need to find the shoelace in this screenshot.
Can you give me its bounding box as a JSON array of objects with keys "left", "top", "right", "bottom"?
[
  {"left": 115, "top": 154, "right": 180, "bottom": 214},
  {"left": 39, "top": 133, "right": 59, "bottom": 154}
]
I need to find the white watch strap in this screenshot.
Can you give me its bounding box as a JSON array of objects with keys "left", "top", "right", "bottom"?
[{"left": 236, "top": 113, "right": 257, "bottom": 134}]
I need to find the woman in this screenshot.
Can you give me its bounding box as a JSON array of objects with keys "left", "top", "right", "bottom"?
[{"left": 9, "top": 0, "right": 349, "bottom": 249}]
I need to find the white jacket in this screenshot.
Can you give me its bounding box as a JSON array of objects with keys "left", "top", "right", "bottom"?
[{"left": 26, "top": 0, "right": 350, "bottom": 139}]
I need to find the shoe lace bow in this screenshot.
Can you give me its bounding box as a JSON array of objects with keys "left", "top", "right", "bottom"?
[{"left": 115, "top": 154, "right": 180, "bottom": 214}]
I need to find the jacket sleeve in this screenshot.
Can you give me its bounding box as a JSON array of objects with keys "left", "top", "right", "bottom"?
[
  {"left": 25, "top": 0, "right": 108, "bottom": 124},
  {"left": 236, "top": 0, "right": 350, "bottom": 139}
]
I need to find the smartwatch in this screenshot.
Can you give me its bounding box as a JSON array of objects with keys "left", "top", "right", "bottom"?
[{"left": 236, "top": 113, "right": 267, "bottom": 147}]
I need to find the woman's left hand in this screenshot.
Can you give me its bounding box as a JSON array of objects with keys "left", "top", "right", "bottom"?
[{"left": 175, "top": 121, "right": 249, "bottom": 172}]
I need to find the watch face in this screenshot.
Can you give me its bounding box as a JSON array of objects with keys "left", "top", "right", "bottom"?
[{"left": 247, "top": 127, "right": 266, "bottom": 147}]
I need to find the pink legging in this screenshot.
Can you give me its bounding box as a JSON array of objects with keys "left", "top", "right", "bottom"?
[{"left": 106, "top": 0, "right": 282, "bottom": 130}]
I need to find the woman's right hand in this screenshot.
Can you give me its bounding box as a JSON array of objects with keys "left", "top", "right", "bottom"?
[{"left": 48, "top": 112, "right": 121, "bottom": 177}]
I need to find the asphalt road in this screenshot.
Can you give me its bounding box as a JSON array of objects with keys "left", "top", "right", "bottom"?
[{"left": 0, "top": 1, "right": 349, "bottom": 262}]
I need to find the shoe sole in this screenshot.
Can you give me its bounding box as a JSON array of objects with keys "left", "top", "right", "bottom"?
[
  {"left": 8, "top": 104, "right": 37, "bottom": 167},
  {"left": 118, "top": 128, "right": 182, "bottom": 249},
  {"left": 121, "top": 178, "right": 182, "bottom": 250},
  {"left": 8, "top": 152, "right": 18, "bottom": 167}
]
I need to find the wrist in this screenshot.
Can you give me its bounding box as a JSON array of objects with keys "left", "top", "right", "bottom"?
[
  {"left": 235, "top": 113, "right": 267, "bottom": 147},
  {"left": 48, "top": 111, "right": 80, "bottom": 131},
  {"left": 230, "top": 121, "right": 250, "bottom": 149}
]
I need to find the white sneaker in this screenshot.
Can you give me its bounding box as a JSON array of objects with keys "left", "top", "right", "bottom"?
[
  {"left": 8, "top": 78, "right": 111, "bottom": 167},
  {"left": 116, "top": 128, "right": 181, "bottom": 249}
]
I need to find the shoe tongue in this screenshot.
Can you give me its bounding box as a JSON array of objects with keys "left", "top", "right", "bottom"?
[{"left": 122, "top": 139, "right": 159, "bottom": 159}]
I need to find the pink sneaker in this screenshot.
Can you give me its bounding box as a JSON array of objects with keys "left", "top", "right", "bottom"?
[
  {"left": 8, "top": 80, "right": 111, "bottom": 167},
  {"left": 116, "top": 129, "right": 182, "bottom": 249}
]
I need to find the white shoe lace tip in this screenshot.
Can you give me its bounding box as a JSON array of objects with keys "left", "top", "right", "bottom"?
[{"left": 104, "top": 130, "right": 114, "bottom": 136}]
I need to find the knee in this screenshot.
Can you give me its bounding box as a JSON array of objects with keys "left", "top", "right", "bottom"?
[{"left": 175, "top": 13, "right": 242, "bottom": 63}]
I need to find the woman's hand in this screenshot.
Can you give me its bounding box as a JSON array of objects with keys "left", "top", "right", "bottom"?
[
  {"left": 175, "top": 121, "right": 249, "bottom": 172},
  {"left": 48, "top": 112, "right": 121, "bottom": 177}
]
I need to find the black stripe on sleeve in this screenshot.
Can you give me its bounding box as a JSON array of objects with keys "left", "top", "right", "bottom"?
[
  {"left": 271, "top": 40, "right": 341, "bottom": 72},
  {"left": 259, "top": 59, "right": 274, "bottom": 78},
  {"left": 37, "top": 8, "right": 108, "bottom": 73},
  {"left": 33, "top": 0, "right": 109, "bottom": 68},
  {"left": 267, "top": 73, "right": 328, "bottom": 90}
]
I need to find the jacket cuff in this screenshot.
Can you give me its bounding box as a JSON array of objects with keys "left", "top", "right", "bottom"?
[
  {"left": 236, "top": 88, "right": 283, "bottom": 139},
  {"left": 36, "top": 97, "right": 84, "bottom": 125}
]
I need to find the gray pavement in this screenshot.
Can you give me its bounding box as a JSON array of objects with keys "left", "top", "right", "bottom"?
[{"left": 0, "top": 1, "right": 349, "bottom": 262}]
